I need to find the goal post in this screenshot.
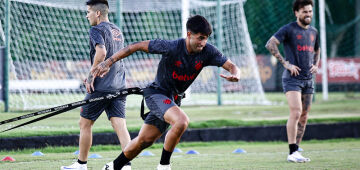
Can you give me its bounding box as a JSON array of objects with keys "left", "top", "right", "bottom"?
[{"left": 3, "top": 0, "right": 268, "bottom": 111}]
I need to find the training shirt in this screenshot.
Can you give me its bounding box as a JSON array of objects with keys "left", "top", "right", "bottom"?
[
  {"left": 147, "top": 38, "right": 228, "bottom": 94},
  {"left": 274, "top": 22, "right": 319, "bottom": 80},
  {"left": 89, "top": 22, "right": 126, "bottom": 92}
]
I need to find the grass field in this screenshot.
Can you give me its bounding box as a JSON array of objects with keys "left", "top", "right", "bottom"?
[
  {"left": 0, "top": 92, "right": 359, "bottom": 169},
  {"left": 0, "top": 92, "right": 359, "bottom": 138},
  {"left": 0, "top": 139, "right": 359, "bottom": 169}
]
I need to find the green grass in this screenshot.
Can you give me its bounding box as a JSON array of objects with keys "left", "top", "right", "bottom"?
[
  {"left": 0, "top": 139, "right": 359, "bottom": 169},
  {"left": 0, "top": 92, "right": 359, "bottom": 138}
]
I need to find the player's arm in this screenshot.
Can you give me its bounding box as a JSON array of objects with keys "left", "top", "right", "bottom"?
[
  {"left": 310, "top": 48, "right": 321, "bottom": 74},
  {"left": 220, "top": 59, "right": 240, "bottom": 82},
  {"left": 91, "top": 40, "right": 150, "bottom": 78},
  {"left": 85, "top": 44, "right": 106, "bottom": 93},
  {"left": 265, "top": 36, "right": 301, "bottom": 76}
]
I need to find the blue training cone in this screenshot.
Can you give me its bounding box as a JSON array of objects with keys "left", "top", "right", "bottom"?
[
  {"left": 73, "top": 150, "right": 79, "bottom": 155},
  {"left": 298, "top": 147, "right": 304, "bottom": 152},
  {"left": 140, "top": 151, "right": 154, "bottom": 156},
  {"left": 173, "top": 148, "right": 183, "bottom": 153},
  {"left": 186, "top": 150, "right": 199, "bottom": 155},
  {"left": 232, "top": 148, "right": 247, "bottom": 154},
  {"left": 31, "top": 151, "right": 44, "bottom": 156},
  {"left": 88, "top": 153, "right": 102, "bottom": 158}
]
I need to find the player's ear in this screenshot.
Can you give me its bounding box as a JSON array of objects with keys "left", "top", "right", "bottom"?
[
  {"left": 96, "top": 10, "right": 101, "bottom": 17},
  {"left": 186, "top": 31, "right": 192, "bottom": 38}
]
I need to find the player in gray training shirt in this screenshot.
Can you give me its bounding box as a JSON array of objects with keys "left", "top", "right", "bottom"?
[
  {"left": 61, "top": 1, "right": 131, "bottom": 170},
  {"left": 265, "top": 0, "right": 320, "bottom": 163},
  {"left": 91, "top": 15, "right": 241, "bottom": 170}
]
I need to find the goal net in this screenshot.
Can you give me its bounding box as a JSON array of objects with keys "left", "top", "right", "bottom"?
[{"left": 2, "top": 0, "right": 268, "bottom": 110}]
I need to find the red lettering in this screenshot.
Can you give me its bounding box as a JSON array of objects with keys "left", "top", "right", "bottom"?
[
  {"left": 172, "top": 71, "right": 196, "bottom": 81},
  {"left": 297, "top": 45, "right": 314, "bottom": 52}
]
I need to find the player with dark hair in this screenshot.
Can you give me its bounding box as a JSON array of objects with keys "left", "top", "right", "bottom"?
[
  {"left": 265, "top": 0, "right": 319, "bottom": 163},
  {"left": 61, "top": 0, "right": 131, "bottom": 170},
  {"left": 90, "top": 15, "right": 240, "bottom": 170}
]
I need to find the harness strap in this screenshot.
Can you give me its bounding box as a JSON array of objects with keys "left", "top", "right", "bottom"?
[{"left": 0, "top": 87, "right": 143, "bottom": 133}]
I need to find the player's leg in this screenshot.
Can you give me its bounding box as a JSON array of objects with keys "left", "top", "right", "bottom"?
[
  {"left": 110, "top": 117, "right": 131, "bottom": 150},
  {"left": 62, "top": 92, "right": 106, "bottom": 170},
  {"left": 78, "top": 117, "right": 95, "bottom": 162},
  {"left": 106, "top": 95, "right": 131, "bottom": 151},
  {"left": 104, "top": 124, "right": 162, "bottom": 170},
  {"left": 296, "top": 93, "right": 312, "bottom": 145},
  {"left": 285, "top": 91, "right": 302, "bottom": 146},
  {"left": 160, "top": 105, "right": 189, "bottom": 166},
  {"left": 282, "top": 77, "right": 310, "bottom": 162}
]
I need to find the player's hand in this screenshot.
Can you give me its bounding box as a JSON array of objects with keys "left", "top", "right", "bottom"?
[
  {"left": 284, "top": 61, "right": 301, "bottom": 76},
  {"left": 310, "top": 64, "right": 319, "bottom": 74},
  {"left": 91, "top": 61, "right": 111, "bottom": 78},
  {"left": 220, "top": 74, "right": 240, "bottom": 82},
  {"left": 85, "top": 73, "right": 95, "bottom": 93}
]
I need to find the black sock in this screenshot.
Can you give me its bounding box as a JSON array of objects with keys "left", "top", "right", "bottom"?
[
  {"left": 289, "top": 144, "right": 298, "bottom": 154},
  {"left": 160, "top": 148, "right": 173, "bottom": 165},
  {"left": 113, "top": 152, "right": 131, "bottom": 170},
  {"left": 77, "top": 159, "right": 87, "bottom": 164}
]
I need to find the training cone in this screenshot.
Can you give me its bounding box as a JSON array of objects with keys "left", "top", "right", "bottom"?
[
  {"left": 31, "top": 151, "right": 44, "bottom": 156},
  {"left": 73, "top": 150, "right": 79, "bottom": 155},
  {"left": 298, "top": 147, "right": 304, "bottom": 152},
  {"left": 139, "top": 151, "right": 154, "bottom": 156},
  {"left": 1, "top": 156, "right": 15, "bottom": 162},
  {"left": 88, "top": 153, "right": 102, "bottom": 158},
  {"left": 173, "top": 148, "right": 183, "bottom": 153},
  {"left": 186, "top": 150, "right": 199, "bottom": 155},
  {"left": 232, "top": 148, "right": 247, "bottom": 154}
]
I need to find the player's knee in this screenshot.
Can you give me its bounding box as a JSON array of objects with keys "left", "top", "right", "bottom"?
[
  {"left": 290, "top": 107, "right": 302, "bottom": 116},
  {"left": 137, "top": 137, "right": 154, "bottom": 150},
  {"left": 79, "top": 118, "right": 93, "bottom": 129},
  {"left": 175, "top": 117, "right": 189, "bottom": 132},
  {"left": 110, "top": 118, "right": 126, "bottom": 129}
]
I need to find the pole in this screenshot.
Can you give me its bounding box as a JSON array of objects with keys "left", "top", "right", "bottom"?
[
  {"left": 312, "top": 0, "right": 317, "bottom": 102},
  {"left": 216, "top": 0, "right": 223, "bottom": 105},
  {"left": 355, "top": 0, "right": 360, "bottom": 55},
  {"left": 115, "top": 0, "right": 123, "bottom": 28},
  {"left": 182, "top": 0, "right": 191, "bottom": 100},
  {"left": 319, "top": 0, "right": 328, "bottom": 100},
  {"left": 182, "top": 0, "right": 189, "bottom": 38},
  {"left": 4, "top": 0, "right": 10, "bottom": 112}
]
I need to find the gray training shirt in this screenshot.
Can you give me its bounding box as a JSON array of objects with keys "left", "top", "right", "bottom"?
[
  {"left": 89, "top": 22, "right": 126, "bottom": 92},
  {"left": 274, "top": 22, "right": 319, "bottom": 80},
  {"left": 147, "top": 38, "right": 228, "bottom": 94}
]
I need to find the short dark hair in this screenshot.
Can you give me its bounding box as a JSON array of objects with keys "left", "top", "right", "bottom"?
[
  {"left": 86, "top": 0, "right": 109, "bottom": 16},
  {"left": 293, "top": 0, "right": 313, "bottom": 13},
  {"left": 186, "top": 15, "right": 212, "bottom": 36},
  {"left": 86, "top": 0, "right": 109, "bottom": 7}
]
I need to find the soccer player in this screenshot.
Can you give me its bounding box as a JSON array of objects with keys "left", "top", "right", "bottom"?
[
  {"left": 90, "top": 15, "right": 240, "bottom": 170},
  {"left": 265, "top": 0, "right": 320, "bottom": 163},
  {"left": 61, "top": 0, "right": 131, "bottom": 170}
]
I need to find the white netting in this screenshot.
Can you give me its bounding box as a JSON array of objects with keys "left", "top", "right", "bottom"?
[{"left": 4, "top": 0, "right": 268, "bottom": 110}]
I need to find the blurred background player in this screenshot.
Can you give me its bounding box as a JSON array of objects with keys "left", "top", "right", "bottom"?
[
  {"left": 90, "top": 15, "right": 241, "bottom": 170},
  {"left": 265, "top": 0, "right": 320, "bottom": 163},
  {"left": 61, "top": 0, "right": 131, "bottom": 169}
]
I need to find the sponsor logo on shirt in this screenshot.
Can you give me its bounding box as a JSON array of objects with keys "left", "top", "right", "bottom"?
[
  {"left": 297, "top": 45, "right": 314, "bottom": 52},
  {"left": 175, "top": 61, "right": 182, "bottom": 67},
  {"left": 310, "top": 34, "right": 315, "bottom": 42},
  {"left": 172, "top": 71, "right": 196, "bottom": 81},
  {"left": 296, "top": 34, "right": 302, "bottom": 40},
  {"left": 111, "top": 29, "right": 122, "bottom": 41},
  {"left": 195, "top": 61, "right": 203, "bottom": 71}
]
